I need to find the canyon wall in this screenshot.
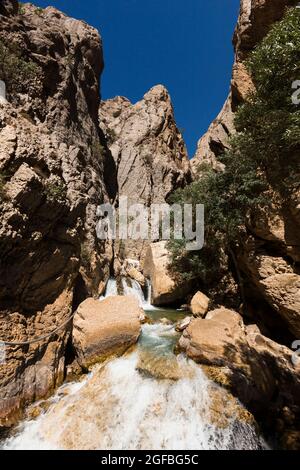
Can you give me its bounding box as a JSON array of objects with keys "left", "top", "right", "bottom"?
[
  {"left": 192, "top": 0, "right": 300, "bottom": 340},
  {"left": 0, "top": 1, "right": 112, "bottom": 425}
]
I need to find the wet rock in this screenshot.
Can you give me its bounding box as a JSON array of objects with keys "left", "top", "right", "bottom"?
[
  {"left": 175, "top": 316, "right": 192, "bottom": 332},
  {"left": 179, "top": 308, "right": 300, "bottom": 422}
]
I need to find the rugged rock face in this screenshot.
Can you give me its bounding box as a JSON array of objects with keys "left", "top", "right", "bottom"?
[
  {"left": 191, "top": 0, "right": 300, "bottom": 338},
  {"left": 0, "top": 2, "right": 112, "bottom": 425},
  {"left": 143, "top": 241, "right": 192, "bottom": 306},
  {"left": 179, "top": 308, "right": 300, "bottom": 441},
  {"left": 100, "top": 85, "right": 191, "bottom": 261},
  {"left": 192, "top": 0, "right": 297, "bottom": 173},
  {"left": 73, "top": 297, "right": 142, "bottom": 367}
]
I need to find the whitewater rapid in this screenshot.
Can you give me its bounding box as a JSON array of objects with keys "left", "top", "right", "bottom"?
[{"left": 2, "top": 321, "right": 266, "bottom": 450}]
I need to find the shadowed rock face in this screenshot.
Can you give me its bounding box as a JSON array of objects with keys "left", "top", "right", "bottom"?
[
  {"left": 0, "top": 2, "right": 112, "bottom": 424},
  {"left": 100, "top": 85, "right": 191, "bottom": 261}
]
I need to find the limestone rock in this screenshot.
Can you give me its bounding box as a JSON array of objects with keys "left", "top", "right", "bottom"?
[
  {"left": 100, "top": 85, "right": 191, "bottom": 260},
  {"left": 0, "top": 3, "right": 112, "bottom": 424},
  {"left": 175, "top": 316, "right": 191, "bottom": 332},
  {"left": 191, "top": 0, "right": 295, "bottom": 170},
  {"left": 191, "top": 96, "right": 234, "bottom": 174},
  {"left": 73, "top": 297, "right": 142, "bottom": 367},
  {"left": 190, "top": 291, "right": 210, "bottom": 317},
  {"left": 179, "top": 308, "right": 300, "bottom": 421},
  {"left": 143, "top": 241, "right": 191, "bottom": 306}
]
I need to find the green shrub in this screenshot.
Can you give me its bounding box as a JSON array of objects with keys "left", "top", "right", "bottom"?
[
  {"left": 35, "top": 7, "right": 44, "bottom": 16},
  {"left": 80, "top": 243, "right": 90, "bottom": 268},
  {"left": 92, "top": 141, "right": 106, "bottom": 159},
  {"left": 18, "top": 3, "right": 26, "bottom": 15},
  {"left": 44, "top": 180, "right": 67, "bottom": 203},
  {"left": 0, "top": 39, "right": 42, "bottom": 94}
]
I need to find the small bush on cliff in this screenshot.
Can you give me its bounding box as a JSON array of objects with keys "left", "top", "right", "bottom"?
[
  {"left": 44, "top": 179, "right": 67, "bottom": 203},
  {"left": 92, "top": 141, "right": 106, "bottom": 159},
  {"left": 168, "top": 7, "right": 300, "bottom": 284},
  {"left": 0, "top": 39, "right": 42, "bottom": 95},
  {"left": 0, "top": 172, "right": 7, "bottom": 201}
]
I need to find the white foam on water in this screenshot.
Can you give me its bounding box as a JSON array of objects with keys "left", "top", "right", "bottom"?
[{"left": 2, "top": 324, "right": 265, "bottom": 450}]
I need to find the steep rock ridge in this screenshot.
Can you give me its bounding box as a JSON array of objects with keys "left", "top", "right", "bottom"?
[
  {"left": 192, "top": 0, "right": 300, "bottom": 337},
  {"left": 100, "top": 85, "right": 191, "bottom": 261},
  {"left": 191, "top": 0, "right": 297, "bottom": 173},
  {"left": 0, "top": 2, "right": 112, "bottom": 425}
]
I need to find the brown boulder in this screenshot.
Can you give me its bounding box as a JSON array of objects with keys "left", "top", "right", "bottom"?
[
  {"left": 73, "top": 297, "right": 143, "bottom": 367},
  {"left": 190, "top": 291, "right": 210, "bottom": 317},
  {"left": 179, "top": 308, "right": 300, "bottom": 415}
]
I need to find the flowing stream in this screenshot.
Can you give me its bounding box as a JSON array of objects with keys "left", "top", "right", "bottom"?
[{"left": 1, "top": 280, "right": 267, "bottom": 450}]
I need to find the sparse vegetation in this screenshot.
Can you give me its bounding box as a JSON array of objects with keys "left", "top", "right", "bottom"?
[
  {"left": 80, "top": 243, "right": 90, "bottom": 268},
  {"left": 44, "top": 179, "right": 67, "bottom": 203},
  {"left": 92, "top": 141, "right": 106, "bottom": 159},
  {"left": 0, "top": 39, "right": 42, "bottom": 94},
  {"left": 18, "top": 3, "right": 26, "bottom": 15},
  {"left": 35, "top": 7, "right": 44, "bottom": 16},
  {"left": 0, "top": 172, "right": 7, "bottom": 201},
  {"left": 105, "top": 128, "right": 117, "bottom": 144}
]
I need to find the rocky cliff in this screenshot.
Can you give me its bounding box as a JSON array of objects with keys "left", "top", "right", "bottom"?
[
  {"left": 192, "top": 0, "right": 297, "bottom": 172},
  {"left": 192, "top": 0, "right": 300, "bottom": 339},
  {"left": 185, "top": 0, "right": 300, "bottom": 447},
  {"left": 0, "top": 1, "right": 113, "bottom": 425},
  {"left": 100, "top": 86, "right": 191, "bottom": 262},
  {"left": 0, "top": 1, "right": 191, "bottom": 425}
]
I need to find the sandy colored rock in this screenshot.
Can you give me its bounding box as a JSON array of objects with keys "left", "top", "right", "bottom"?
[
  {"left": 100, "top": 85, "right": 191, "bottom": 260},
  {"left": 73, "top": 297, "right": 142, "bottom": 367},
  {"left": 0, "top": 2, "right": 112, "bottom": 424},
  {"left": 179, "top": 307, "right": 300, "bottom": 418},
  {"left": 143, "top": 241, "right": 191, "bottom": 306},
  {"left": 190, "top": 291, "right": 210, "bottom": 317}
]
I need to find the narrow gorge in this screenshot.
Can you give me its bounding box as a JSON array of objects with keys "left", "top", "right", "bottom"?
[{"left": 0, "top": 0, "right": 299, "bottom": 451}]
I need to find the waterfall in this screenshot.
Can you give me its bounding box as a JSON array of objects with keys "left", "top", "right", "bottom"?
[
  {"left": 1, "top": 323, "right": 266, "bottom": 450},
  {"left": 0, "top": 80, "right": 7, "bottom": 104},
  {"left": 100, "top": 276, "right": 160, "bottom": 311},
  {"left": 121, "top": 278, "right": 145, "bottom": 306},
  {"left": 99, "top": 278, "right": 118, "bottom": 299}
]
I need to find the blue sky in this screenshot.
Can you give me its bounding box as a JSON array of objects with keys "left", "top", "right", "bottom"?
[{"left": 32, "top": 0, "right": 240, "bottom": 156}]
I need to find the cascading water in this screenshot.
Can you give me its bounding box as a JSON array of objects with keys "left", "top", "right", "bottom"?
[
  {"left": 101, "top": 276, "right": 160, "bottom": 311},
  {"left": 2, "top": 319, "right": 266, "bottom": 450},
  {"left": 99, "top": 278, "right": 118, "bottom": 299}
]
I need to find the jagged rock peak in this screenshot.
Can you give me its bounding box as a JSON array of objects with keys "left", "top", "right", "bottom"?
[{"left": 100, "top": 84, "right": 191, "bottom": 260}]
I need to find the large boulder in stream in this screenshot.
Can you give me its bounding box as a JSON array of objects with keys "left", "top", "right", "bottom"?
[
  {"left": 73, "top": 297, "right": 143, "bottom": 367},
  {"left": 179, "top": 307, "right": 300, "bottom": 436}
]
